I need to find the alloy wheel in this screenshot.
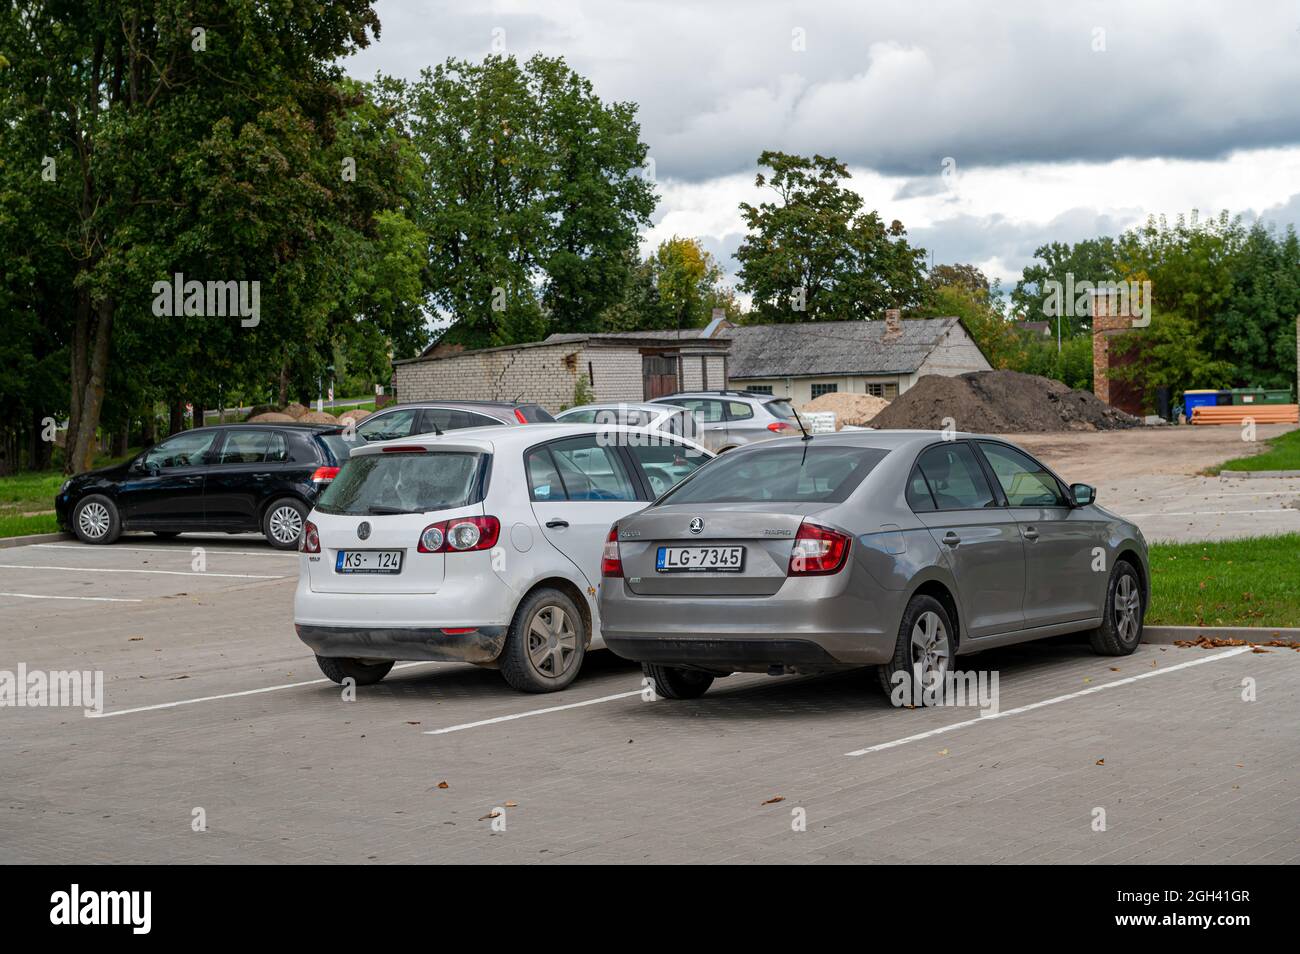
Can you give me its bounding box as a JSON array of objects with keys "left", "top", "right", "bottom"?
[
  {"left": 269, "top": 505, "right": 303, "bottom": 545},
  {"left": 526, "top": 604, "right": 578, "bottom": 678},
  {"left": 77, "top": 501, "right": 111, "bottom": 540},
  {"left": 1114, "top": 574, "right": 1141, "bottom": 642},
  {"left": 909, "top": 610, "right": 950, "bottom": 691}
]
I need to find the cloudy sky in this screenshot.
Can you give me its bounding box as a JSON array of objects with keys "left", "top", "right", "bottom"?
[{"left": 345, "top": 0, "right": 1300, "bottom": 289}]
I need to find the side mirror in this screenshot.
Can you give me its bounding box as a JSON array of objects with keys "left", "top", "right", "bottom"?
[{"left": 1071, "top": 483, "right": 1096, "bottom": 506}]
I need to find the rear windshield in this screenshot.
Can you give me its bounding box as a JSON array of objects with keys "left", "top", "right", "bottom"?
[
  {"left": 658, "top": 444, "right": 888, "bottom": 505},
  {"left": 516, "top": 404, "right": 556, "bottom": 423},
  {"left": 315, "top": 452, "right": 486, "bottom": 515},
  {"left": 764, "top": 399, "right": 799, "bottom": 420}
]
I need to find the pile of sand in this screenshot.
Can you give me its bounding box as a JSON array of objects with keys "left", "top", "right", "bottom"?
[
  {"left": 869, "top": 370, "right": 1140, "bottom": 433},
  {"left": 246, "top": 411, "right": 296, "bottom": 423},
  {"left": 281, "top": 402, "right": 309, "bottom": 420},
  {"left": 798, "top": 392, "right": 891, "bottom": 428},
  {"left": 298, "top": 410, "right": 340, "bottom": 425},
  {"left": 336, "top": 408, "right": 371, "bottom": 425}
]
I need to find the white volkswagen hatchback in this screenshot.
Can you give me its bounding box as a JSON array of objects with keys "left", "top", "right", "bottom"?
[{"left": 294, "top": 423, "right": 712, "bottom": 692}]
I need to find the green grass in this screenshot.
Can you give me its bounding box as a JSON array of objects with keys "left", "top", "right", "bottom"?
[
  {"left": 1147, "top": 534, "right": 1300, "bottom": 627},
  {"left": 1216, "top": 427, "right": 1300, "bottom": 473},
  {"left": 0, "top": 448, "right": 139, "bottom": 538}
]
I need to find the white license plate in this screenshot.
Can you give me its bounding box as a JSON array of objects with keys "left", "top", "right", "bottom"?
[
  {"left": 656, "top": 545, "right": 745, "bottom": 572},
  {"left": 336, "top": 550, "right": 403, "bottom": 574}
]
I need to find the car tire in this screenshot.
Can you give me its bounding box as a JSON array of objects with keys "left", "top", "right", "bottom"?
[
  {"left": 71, "top": 494, "right": 122, "bottom": 545},
  {"left": 1088, "top": 560, "right": 1144, "bottom": 656},
  {"left": 262, "top": 497, "right": 307, "bottom": 550},
  {"left": 877, "top": 594, "right": 955, "bottom": 705},
  {"left": 153, "top": 531, "right": 181, "bottom": 539},
  {"left": 314, "top": 655, "right": 394, "bottom": 686},
  {"left": 642, "top": 663, "right": 713, "bottom": 700},
  {"left": 499, "top": 588, "right": 587, "bottom": 693}
]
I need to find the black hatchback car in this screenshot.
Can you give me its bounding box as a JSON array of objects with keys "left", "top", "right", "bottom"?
[{"left": 55, "top": 424, "right": 352, "bottom": 549}]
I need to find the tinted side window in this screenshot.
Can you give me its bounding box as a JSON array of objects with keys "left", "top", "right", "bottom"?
[
  {"left": 915, "top": 444, "right": 995, "bottom": 510},
  {"left": 218, "top": 430, "right": 274, "bottom": 464},
  {"left": 143, "top": 431, "right": 219, "bottom": 469},
  {"left": 905, "top": 465, "right": 936, "bottom": 512},
  {"left": 423, "top": 407, "right": 504, "bottom": 432},
  {"left": 627, "top": 439, "right": 710, "bottom": 497},
  {"left": 357, "top": 409, "right": 417, "bottom": 442},
  {"left": 526, "top": 448, "right": 565, "bottom": 501},
  {"left": 727, "top": 401, "right": 754, "bottom": 421},
  {"left": 545, "top": 436, "right": 637, "bottom": 502},
  {"left": 978, "top": 442, "right": 1069, "bottom": 507}
]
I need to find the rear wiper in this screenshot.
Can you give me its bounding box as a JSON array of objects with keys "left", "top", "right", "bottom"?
[{"left": 366, "top": 505, "right": 418, "bottom": 515}]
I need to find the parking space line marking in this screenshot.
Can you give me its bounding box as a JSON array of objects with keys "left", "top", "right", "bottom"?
[
  {"left": 0, "top": 591, "right": 143, "bottom": 603},
  {"left": 86, "top": 661, "right": 439, "bottom": 719},
  {"left": 424, "top": 689, "right": 644, "bottom": 735},
  {"left": 0, "top": 563, "right": 282, "bottom": 580},
  {"left": 845, "top": 646, "right": 1251, "bottom": 757},
  {"left": 34, "top": 544, "right": 298, "bottom": 558}
]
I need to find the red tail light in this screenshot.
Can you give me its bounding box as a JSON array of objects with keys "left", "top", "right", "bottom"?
[
  {"left": 601, "top": 526, "right": 623, "bottom": 577},
  {"left": 767, "top": 422, "right": 795, "bottom": 432},
  {"left": 381, "top": 445, "right": 427, "bottom": 454},
  {"left": 311, "top": 466, "right": 340, "bottom": 483},
  {"left": 417, "top": 516, "right": 501, "bottom": 553},
  {"left": 300, "top": 520, "right": 320, "bottom": 553},
  {"left": 788, "top": 521, "right": 850, "bottom": 576},
  {"left": 514, "top": 408, "right": 528, "bottom": 423}
]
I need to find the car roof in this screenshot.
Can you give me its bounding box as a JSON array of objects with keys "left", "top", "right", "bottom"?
[
  {"left": 558, "top": 402, "right": 680, "bottom": 413},
  {"left": 654, "top": 391, "right": 775, "bottom": 400},
  {"left": 378, "top": 400, "right": 534, "bottom": 411},
  {"left": 186, "top": 422, "right": 337, "bottom": 433},
  {"left": 351, "top": 422, "right": 711, "bottom": 458}
]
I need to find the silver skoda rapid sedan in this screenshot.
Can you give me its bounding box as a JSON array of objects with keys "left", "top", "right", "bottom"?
[{"left": 598, "top": 430, "right": 1149, "bottom": 701}]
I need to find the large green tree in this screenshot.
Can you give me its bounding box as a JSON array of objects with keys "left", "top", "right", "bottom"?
[
  {"left": 403, "top": 54, "right": 656, "bottom": 349},
  {"left": 601, "top": 236, "right": 740, "bottom": 332},
  {"left": 734, "top": 151, "right": 928, "bottom": 322}
]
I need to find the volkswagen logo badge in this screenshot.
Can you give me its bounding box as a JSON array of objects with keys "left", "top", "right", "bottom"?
[
  {"left": 357, "top": 521, "right": 371, "bottom": 541},
  {"left": 688, "top": 517, "right": 704, "bottom": 534}
]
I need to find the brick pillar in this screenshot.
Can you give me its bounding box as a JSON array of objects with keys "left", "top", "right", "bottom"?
[{"left": 1091, "top": 291, "right": 1132, "bottom": 404}]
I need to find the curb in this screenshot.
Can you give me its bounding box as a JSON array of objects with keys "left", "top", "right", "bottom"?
[
  {"left": 1218, "top": 469, "right": 1300, "bottom": 479},
  {"left": 0, "top": 531, "right": 73, "bottom": 550},
  {"left": 1143, "top": 625, "right": 1300, "bottom": 644}
]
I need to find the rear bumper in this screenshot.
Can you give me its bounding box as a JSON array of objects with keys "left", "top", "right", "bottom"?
[
  {"left": 295, "top": 624, "right": 507, "bottom": 664},
  {"left": 606, "top": 635, "right": 846, "bottom": 672}
]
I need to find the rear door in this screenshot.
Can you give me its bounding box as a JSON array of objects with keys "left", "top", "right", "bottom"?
[
  {"left": 975, "top": 441, "right": 1105, "bottom": 627},
  {"left": 673, "top": 398, "right": 728, "bottom": 451},
  {"left": 909, "top": 442, "right": 1026, "bottom": 638},
  {"left": 203, "top": 428, "right": 287, "bottom": 529},
  {"left": 526, "top": 435, "right": 644, "bottom": 587}
]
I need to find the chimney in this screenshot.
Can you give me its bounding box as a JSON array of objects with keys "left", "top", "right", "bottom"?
[{"left": 883, "top": 308, "right": 902, "bottom": 341}]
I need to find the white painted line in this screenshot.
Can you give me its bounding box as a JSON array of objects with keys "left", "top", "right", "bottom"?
[
  {"left": 0, "top": 590, "right": 143, "bottom": 603},
  {"left": 1122, "top": 509, "right": 1299, "bottom": 518},
  {"left": 87, "top": 661, "right": 439, "bottom": 719},
  {"left": 424, "top": 688, "right": 644, "bottom": 735},
  {"left": 35, "top": 543, "right": 297, "bottom": 558},
  {"left": 0, "top": 563, "right": 281, "bottom": 580},
  {"left": 1153, "top": 490, "right": 1299, "bottom": 498},
  {"left": 845, "top": 646, "right": 1251, "bottom": 757}
]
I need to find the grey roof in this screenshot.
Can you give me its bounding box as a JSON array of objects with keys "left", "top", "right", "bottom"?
[{"left": 726, "top": 317, "right": 972, "bottom": 379}]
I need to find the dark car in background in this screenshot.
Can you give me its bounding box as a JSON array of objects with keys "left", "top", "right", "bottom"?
[
  {"left": 347, "top": 400, "right": 554, "bottom": 443},
  {"left": 56, "top": 423, "right": 353, "bottom": 549}
]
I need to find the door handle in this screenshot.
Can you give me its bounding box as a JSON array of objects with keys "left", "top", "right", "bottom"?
[
  {"left": 942, "top": 531, "right": 961, "bottom": 546},
  {"left": 545, "top": 519, "right": 569, "bottom": 529},
  {"left": 1022, "top": 527, "right": 1039, "bottom": 541}
]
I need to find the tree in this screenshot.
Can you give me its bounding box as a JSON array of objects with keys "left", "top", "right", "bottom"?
[
  {"left": 1109, "top": 311, "right": 1236, "bottom": 411},
  {"left": 601, "top": 237, "right": 739, "bottom": 332},
  {"left": 919, "top": 282, "right": 1024, "bottom": 370},
  {"left": 1011, "top": 237, "right": 1120, "bottom": 335},
  {"left": 734, "top": 151, "right": 928, "bottom": 322},
  {"left": 403, "top": 54, "right": 656, "bottom": 349}
]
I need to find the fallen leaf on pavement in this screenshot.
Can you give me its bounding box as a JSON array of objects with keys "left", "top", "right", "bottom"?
[{"left": 761, "top": 795, "right": 785, "bottom": 805}]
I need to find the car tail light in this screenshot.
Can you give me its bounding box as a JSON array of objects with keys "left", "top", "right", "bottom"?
[
  {"left": 382, "top": 445, "right": 427, "bottom": 454},
  {"left": 514, "top": 408, "right": 528, "bottom": 423},
  {"left": 300, "top": 520, "right": 320, "bottom": 553},
  {"left": 417, "top": 516, "right": 501, "bottom": 553},
  {"left": 311, "top": 466, "right": 339, "bottom": 483},
  {"left": 767, "top": 422, "right": 794, "bottom": 433},
  {"left": 601, "top": 526, "right": 623, "bottom": 577},
  {"left": 788, "top": 520, "right": 850, "bottom": 576}
]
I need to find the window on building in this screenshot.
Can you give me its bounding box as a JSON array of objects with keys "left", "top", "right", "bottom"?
[
  {"left": 810, "top": 383, "right": 839, "bottom": 399},
  {"left": 884, "top": 383, "right": 899, "bottom": 399},
  {"left": 865, "top": 383, "right": 885, "bottom": 398},
  {"left": 746, "top": 385, "right": 774, "bottom": 395}
]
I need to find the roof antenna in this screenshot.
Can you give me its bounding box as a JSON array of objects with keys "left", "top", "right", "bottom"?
[{"left": 795, "top": 406, "right": 813, "bottom": 442}]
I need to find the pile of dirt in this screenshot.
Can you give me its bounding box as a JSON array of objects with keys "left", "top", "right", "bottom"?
[
  {"left": 869, "top": 370, "right": 1141, "bottom": 433},
  {"left": 798, "top": 392, "right": 890, "bottom": 428},
  {"left": 246, "top": 411, "right": 296, "bottom": 423},
  {"left": 336, "top": 408, "right": 371, "bottom": 425},
  {"left": 298, "top": 410, "right": 339, "bottom": 425},
  {"left": 281, "top": 402, "right": 309, "bottom": 420}
]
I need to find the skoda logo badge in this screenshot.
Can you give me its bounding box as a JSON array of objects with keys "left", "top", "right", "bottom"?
[
  {"left": 357, "top": 521, "right": 371, "bottom": 541},
  {"left": 688, "top": 517, "right": 704, "bottom": 534}
]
